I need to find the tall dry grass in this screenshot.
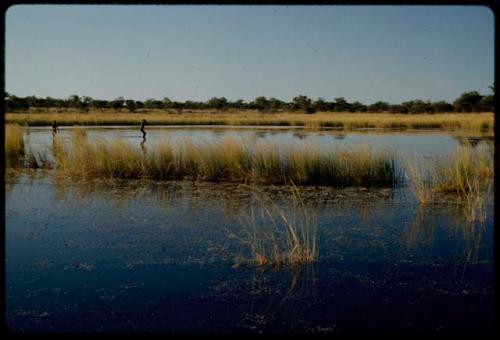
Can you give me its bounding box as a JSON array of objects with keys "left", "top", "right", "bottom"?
[
  {"left": 5, "top": 111, "right": 494, "bottom": 132},
  {"left": 5, "top": 124, "right": 25, "bottom": 168},
  {"left": 46, "top": 135, "right": 403, "bottom": 186},
  {"left": 407, "top": 144, "right": 493, "bottom": 222},
  {"left": 230, "top": 185, "right": 317, "bottom": 267}
]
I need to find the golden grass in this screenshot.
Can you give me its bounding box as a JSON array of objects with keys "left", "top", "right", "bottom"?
[
  {"left": 406, "top": 144, "right": 493, "bottom": 222},
  {"left": 45, "top": 135, "right": 402, "bottom": 186},
  {"left": 5, "top": 124, "right": 25, "bottom": 168},
  {"left": 5, "top": 111, "right": 494, "bottom": 132},
  {"left": 433, "top": 145, "right": 493, "bottom": 195},
  {"left": 230, "top": 185, "right": 317, "bottom": 267}
]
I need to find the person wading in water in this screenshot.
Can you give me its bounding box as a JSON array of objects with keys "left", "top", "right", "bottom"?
[
  {"left": 140, "top": 119, "right": 147, "bottom": 139},
  {"left": 52, "top": 120, "right": 58, "bottom": 135}
]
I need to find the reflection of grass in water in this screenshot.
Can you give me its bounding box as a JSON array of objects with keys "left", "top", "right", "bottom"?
[
  {"left": 229, "top": 185, "right": 317, "bottom": 267},
  {"left": 36, "top": 134, "right": 404, "bottom": 187},
  {"left": 404, "top": 195, "right": 490, "bottom": 276},
  {"left": 240, "top": 264, "right": 316, "bottom": 330},
  {"left": 209, "top": 264, "right": 317, "bottom": 331},
  {"left": 404, "top": 206, "right": 439, "bottom": 251},
  {"left": 5, "top": 168, "right": 23, "bottom": 195}
]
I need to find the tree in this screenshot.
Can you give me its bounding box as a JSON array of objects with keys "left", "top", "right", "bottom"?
[
  {"left": 163, "top": 97, "right": 173, "bottom": 109},
  {"left": 125, "top": 99, "right": 136, "bottom": 112},
  {"left": 231, "top": 99, "right": 246, "bottom": 110},
  {"left": 350, "top": 101, "right": 367, "bottom": 112},
  {"left": 111, "top": 97, "right": 125, "bottom": 111},
  {"left": 313, "top": 98, "right": 327, "bottom": 112},
  {"left": 5, "top": 94, "right": 29, "bottom": 111},
  {"left": 400, "top": 100, "right": 432, "bottom": 114},
  {"left": 334, "top": 97, "right": 349, "bottom": 112},
  {"left": 453, "top": 91, "right": 483, "bottom": 112},
  {"left": 479, "top": 95, "right": 494, "bottom": 112},
  {"left": 292, "top": 95, "right": 314, "bottom": 112},
  {"left": 389, "top": 104, "right": 407, "bottom": 113},
  {"left": 368, "top": 101, "right": 389, "bottom": 113},
  {"left": 253, "top": 96, "right": 270, "bottom": 112},
  {"left": 68, "top": 94, "right": 81, "bottom": 109},
  {"left": 269, "top": 98, "right": 285, "bottom": 112},
  {"left": 431, "top": 101, "right": 453, "bottom": 113},
  {"left": 207, "top": 97, "right": 228, "bottom": 110},
  {"left": 91, "top": 99, "right": 108, "bottom": 111},
  {"left": 25, "top": 95, "right": 38, "bottom": 108},
  {"left": 79, "top": 96, "right": 93, "bottom": 112}
]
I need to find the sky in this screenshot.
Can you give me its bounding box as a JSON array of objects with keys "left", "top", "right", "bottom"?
[{"left": 5, "top": 5, "right": 494, "bottom": 104}]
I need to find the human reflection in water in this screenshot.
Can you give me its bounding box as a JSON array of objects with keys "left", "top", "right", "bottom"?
[{"left": 140, "top": 137, "right": 147, "bottom": 154}]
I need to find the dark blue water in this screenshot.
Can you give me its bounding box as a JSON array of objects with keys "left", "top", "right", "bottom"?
[{"left": 5, "top": 172, "right": 494, "bottom": 333}]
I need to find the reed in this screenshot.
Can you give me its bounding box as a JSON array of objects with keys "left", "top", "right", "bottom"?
[
  {"left": 231, "top": 185, "right": 317, "bottom": 267},
  {"left": 407, "top": 144, "right": 493, "bottom": 222},
  {"left": 406, "top": 159, "right": 436, "bottom": 204},
  {"left": 40, "top": 135, "right": 402, "bottom": 186},
  {"left": 462, "top": 178, "right": 487, "bottom": 224},
  {"left": 5, "top": 124, "right": 25, "bottom": 168},
  {"left": 5, "top": 112, "right": 494, "bottom": 132},
  {"left": 432, "top": 145, "right": 493, "bottom": 195}
]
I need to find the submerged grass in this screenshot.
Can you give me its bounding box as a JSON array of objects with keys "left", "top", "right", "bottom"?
[
  {"left": 42, "top": 135, "right": 404, "bottom": 187},
  {"left": 5, "top": 111, "right": 494, "bottom": 132}
]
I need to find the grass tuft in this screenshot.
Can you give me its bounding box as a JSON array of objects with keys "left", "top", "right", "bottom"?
[
  {"left": 5, "top": 124, "right": 25, "bottom": 168},
  {"left": 230, "top": 185, "right": 317, "bottom": 267},
  {"left": 31, "top": 135, "right": 402, "bottom": 186}
]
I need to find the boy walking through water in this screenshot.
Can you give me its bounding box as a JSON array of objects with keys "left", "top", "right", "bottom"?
[
  {"left": 52, "top": 120, "right": 58, "bottom": 135},
  {"left": 140, "top": 119, "right": 147, "bottom": 139}
]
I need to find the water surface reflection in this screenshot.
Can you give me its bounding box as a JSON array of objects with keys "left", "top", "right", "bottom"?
[{"left": 5, "top": 172, "right": 494, "bottom": 332}]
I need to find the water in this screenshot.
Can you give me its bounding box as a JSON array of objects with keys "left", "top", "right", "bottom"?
[
  {"left": 24, "top": 126, "right": 493, "bottom": 158},
  {"left": 6, "top": 127, "right": 495, "bottom": 333}
]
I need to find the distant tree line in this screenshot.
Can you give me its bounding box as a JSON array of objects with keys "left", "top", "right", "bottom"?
[{"left": 5, "top": 89, "right": 494, "bottom": 114}]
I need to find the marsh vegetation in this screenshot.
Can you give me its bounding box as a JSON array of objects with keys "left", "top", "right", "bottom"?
[
  {"left": 5, "top": 112, "right": 494, "bottom": 132},
  {"left": 9, "top": 127, "right": 403, "bottom": 187},
  {"left": 230, "top": 185, "right": 317, "bottom": 267},
  {"left": 5, "top": 125, "right": 493, "bottom": 269}
]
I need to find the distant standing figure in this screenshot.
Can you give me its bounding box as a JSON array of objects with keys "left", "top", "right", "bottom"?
[
  {"left": 52, "top": 120, "right": 58, "bottom": 135},
  {"left": 140, "top": 119, "right": 147, "bottom": 139}
]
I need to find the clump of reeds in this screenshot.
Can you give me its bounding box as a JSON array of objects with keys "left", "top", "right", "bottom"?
[
  {"left": 230, "top": 185, "right": 317, "bottom": 267},
  {"left": 407, "top": 144, "right": 492, "bottom": 222},
  {"left": 5, "top": 124, "right": 25, "bottom": 168},
  {"left": 432, "top": 144, "right": 493, "bottom": 195},
  {"left": 461, "top": 178, "right": 487, "bottom": 224},
  {"left": 43, "top": 135, "right": 403, "bottom": 187},
  {"left": 406, "top": 158, "right": 436, "bottom": 204}
]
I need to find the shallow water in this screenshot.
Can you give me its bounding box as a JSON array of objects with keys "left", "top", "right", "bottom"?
[
  {"left": 5, "top": 168, "right": 494, "bottom": 333},
  {"left": 24, "top": 126, "right": 493, "bottom": 159}
]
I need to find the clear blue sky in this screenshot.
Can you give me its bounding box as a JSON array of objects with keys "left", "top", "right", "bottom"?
[{"left": 5, "top": 5, "right": 494, "bottom": 104}]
